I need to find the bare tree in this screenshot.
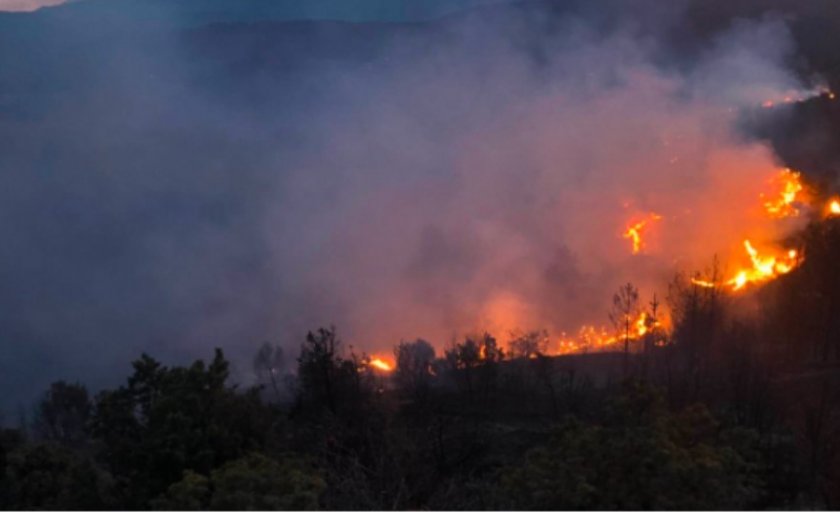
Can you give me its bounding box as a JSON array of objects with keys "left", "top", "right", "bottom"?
[
  {"left": 610, "top": 282, "right": 640, "bottom": 376},
  {"left": 254, "top": 342, "right": 285, "bottom": 402}
]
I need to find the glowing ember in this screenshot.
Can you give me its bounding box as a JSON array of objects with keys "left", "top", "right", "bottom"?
[
  {"left": 761, "top": 87, "right": 832, "bottom": 108},
  {"left": 623, "top": 213, "right": 662, "bottom": 254},
  {"left": 690, "top": 277, "right": 717, "bottom": 288},
  {"left": 762, "top": 169, "right": 804, "bottom": 218},
  {"left": 369, "top": 357, "right": 393, "bottom": 372},
  {"left": 826, "top": 198, "right": 840, "bottom": 217}
]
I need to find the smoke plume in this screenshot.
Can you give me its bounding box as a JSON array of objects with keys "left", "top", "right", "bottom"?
[{"left": 0, "top": 0, "right": 827, "bottom": 411}]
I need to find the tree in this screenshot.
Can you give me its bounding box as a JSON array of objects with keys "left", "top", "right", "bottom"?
[
  {"left": 444, "top": 337, "right": 481, "bottom": 395},
  {"left": 444, "top": 333, "right": 504, "bottom": 397},
  {"left": 33, "top": 381, "right": 91, "bottom": 447},
  {"left": 609, "top": 282, "right": 640, "bottom": 374},
  {"left": 394, "top": 339, "right": 436, "bottom": 399},
  {"left": 209, "top": 453, "right": 324, "bottom": 510},
  {"left": 296, "top": 326, "right": 374, "bottom": 417},
  {"left": 154, "top": 453, "right": 324, "bottom": 511},
  {"left": 508, "top": 330, "right": 549, "bottom": 359},
  {"left": 151, "top": 470, "right": 209, "bottom": 511},
  {"left": 90, "top": 349, "right": 273, "bottom": 507},
  {"left": 498, "top": 383, "right": 763, "bottom": 510},
  {"left": 297, "top": 327, "right": 342, "bottom": 414},
  {"left": 254, "top": 342, "right": 286, "bottom": 402},
  {"left": 4, "top": 443, "right": 114, "bottom": 509}
]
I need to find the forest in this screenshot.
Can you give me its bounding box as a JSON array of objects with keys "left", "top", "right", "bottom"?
[{"left": 2, "top": 214, "right": 840, "bottom": 510}]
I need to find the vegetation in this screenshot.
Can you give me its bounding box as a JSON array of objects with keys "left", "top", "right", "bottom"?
[{"left": 2, "top": 218, "right": 840, "bottom": 510}]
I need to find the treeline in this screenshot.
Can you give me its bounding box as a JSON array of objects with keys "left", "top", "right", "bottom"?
[{"left": 2, "top": 220, "right": 840, "bottom": 510}]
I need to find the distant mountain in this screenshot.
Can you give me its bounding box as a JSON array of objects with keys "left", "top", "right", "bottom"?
[{"left": 0, "top": 0, "right": 516, "bottom": 26}]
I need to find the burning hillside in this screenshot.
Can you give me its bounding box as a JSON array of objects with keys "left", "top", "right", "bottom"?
[{"left": 541, "top": 153, "right": 840, "bottom": 357}]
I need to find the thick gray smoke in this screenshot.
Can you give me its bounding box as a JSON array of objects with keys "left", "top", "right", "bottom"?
[{"left": 0, "top": 0, "right": 823, "bottom": 414}]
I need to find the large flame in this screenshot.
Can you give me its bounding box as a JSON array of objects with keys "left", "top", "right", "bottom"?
[
  {"left": 722, "top": 240, "right": 797, "bottom": 290},
  {"left": 762, "top": 169, "right": 804, "bottom": 218}
]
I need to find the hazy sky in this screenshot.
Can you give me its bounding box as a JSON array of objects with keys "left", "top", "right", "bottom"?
[{"left": 0, "top": 0, "right": 65, "bottom": 11}]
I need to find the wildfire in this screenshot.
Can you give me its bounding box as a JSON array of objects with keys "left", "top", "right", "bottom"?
[
  {"left": 369, "top": 357, "right": 393, "bottom": 372},
  {"left": 691, "top": 239, "right": 801, "bottom": 291},
  {"left": 762, "top": 169, "right": 804, "bottom": 218},
  {"left": 497, "top": 164, "right": 837, "bottom": 358},
  {"left": 550, "top": 311, "right": 664, "bottom": 355},
  {"left": 623, "top": 213, "right": 662, "bottom": 254}
]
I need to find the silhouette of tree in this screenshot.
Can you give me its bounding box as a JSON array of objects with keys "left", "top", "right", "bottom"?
[
  {"left": 90, "top": 349, "right": 272, "bottom": 507},
  {"left": 610, "top": 282, "right": 640, "bottom": 374},
  {"left": 33, "top": 381, "right": 91, "bottom": 448},
  {"left": 297, "top": 327, "right": 342, "bottom": 414},
  {"left": 508, "top": 330, "right": 549, "bottom": 359},
  {"left": 394, "top": 339, "right": 436, "bottom": 399},
  {"left": 254, "top": 342, "right": 286, "bottom": 402},
  {"left": 154, "top": 453, "right": 324, "bottom": 510},
  {"left": 4, "top": 443, "right": 114, "bottom": 509}
]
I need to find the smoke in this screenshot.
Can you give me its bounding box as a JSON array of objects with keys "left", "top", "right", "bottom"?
[
  {"left": 0, "top": 0, "right": 823, "bottom": 412},
  {"left": 254, "top": 13, "right": 810, "bottom": 351}
]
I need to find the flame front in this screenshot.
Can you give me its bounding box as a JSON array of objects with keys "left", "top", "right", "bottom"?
[
  {"left": 550, "top": 312, "right": 664, "bottom": 356},
  {"left": 724, "top": 240, "right": 800, "bottom": 291}
]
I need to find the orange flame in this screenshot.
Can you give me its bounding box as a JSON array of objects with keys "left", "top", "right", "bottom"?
[
  {"left": 762, "top": 169, "right": 804, "bottom": 218},
  {"left": 689, "top": 278, "right": 717, "bottom": 288},
  {"left": 826, "top": 198, "right": 840, "bottom": 217},
  {"left": 623, "top": 213, "right": 662, "bottom": 254},
  {"left": 549, "top": 311, "right": 664, "bottom": 356},
  {"left": 369, "top": 357, "right": 393, "bottom": 372},
  {"left": 730, "top": 240, "right": 799, "bottom": 290},
  {"left": 692, "top": 240, "right": 801, "bottom": 291}
]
